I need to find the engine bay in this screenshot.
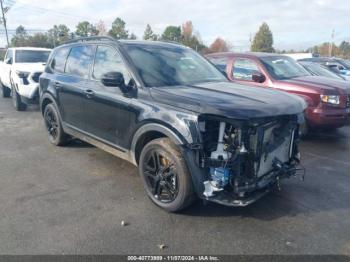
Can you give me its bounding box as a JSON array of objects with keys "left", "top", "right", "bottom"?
[{"left": 197, "top": 115, "right": 301, "bottom": 204}]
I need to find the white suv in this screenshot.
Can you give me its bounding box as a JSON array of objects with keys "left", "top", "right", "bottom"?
[{"left": 0, "top": 47, "right": 51, "bottom": 111}]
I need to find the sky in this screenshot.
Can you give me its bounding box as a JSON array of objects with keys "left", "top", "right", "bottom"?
[{"left": 1, "top": 0, "right": 349, "bottom": 50}]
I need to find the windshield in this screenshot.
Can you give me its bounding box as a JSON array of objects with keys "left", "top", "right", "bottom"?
[
  {"left": 15, "top": 50, "right": 51, "bottom": 63},
  {"left": 338, "top": 59, "right": 350, "bottom": 69},
  {"left": 302, "top": 62, "right": 344, "bottom": 80},
  {"left": 123, "top": 44, "right": 227, "bottom": 87},
  {"left": 261, "top": 56, "right": 310, "bottom": 80}
]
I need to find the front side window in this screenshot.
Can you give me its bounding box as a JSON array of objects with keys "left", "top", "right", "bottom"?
[
  {"left": 123, "top": 44, "right": 227, "bottom": 87},
  {"left": 50, "top": 47, "right": 70, "bottom": 73},
  {"left": 232, "top": 58, "right": 260, "bottom": 81},
  {"left": 261, "top": 56, "right": 310, "bottom": 80},
  {"left": 65, "top": 45, "right": 95, "bottom": 78},
  {"left": 208, "top": 57, "right": 228, "bottom": 75},
  {"left": 15, "top": 50, "right": 51, "bottom": 63},
  {"left": 92, "top": 45, "right": 131, "bottom": 85}
]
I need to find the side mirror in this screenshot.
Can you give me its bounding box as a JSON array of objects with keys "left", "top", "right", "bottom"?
[
  {"left": 5, "top": 58, "right": 12, "bottom": 64},
  {"left": 102, "top": 71, "right": 125, "bottom": 87},
  {"left": 101, "top": 71, "right": 132, "bottom": 94},
  {"left": 252, "top": 71, "right": 266, "bottom": 83}
]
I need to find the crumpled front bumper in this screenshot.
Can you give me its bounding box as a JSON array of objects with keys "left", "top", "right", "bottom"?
[{"left": 204, "top": 160, "right": 303, "bottom": 207}]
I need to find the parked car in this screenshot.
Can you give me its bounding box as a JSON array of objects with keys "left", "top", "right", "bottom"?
[
  {"left": 0, "top": 47, "right": 51, "bottom": 111},
  {"left": 39, "top": 37, "right": 306, "bottom": 212},
  {"left": 207, "top": 52, "right": 350, "bottom": 131},
  {"left": 299, "top": 57, "right": 350, "bottom": 79},
  {"left": 299, "top": 61, "right": 347, "bottom": 81}
]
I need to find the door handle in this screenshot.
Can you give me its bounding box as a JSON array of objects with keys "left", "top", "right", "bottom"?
[{"left": 84, "top": 89, "right": 95, "bottom": 98}]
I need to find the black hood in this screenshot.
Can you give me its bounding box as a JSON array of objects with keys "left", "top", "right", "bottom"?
[{"left": 150, "top": 81, "right": 306, "bottom": 120}]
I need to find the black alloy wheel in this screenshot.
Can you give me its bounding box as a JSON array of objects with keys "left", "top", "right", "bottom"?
[
  {"left": 139, "top": 138, "right": 196, "bottom": 212},
  {"left": 43, "top": 103, "right": 68, "bottom": 146},
  {"left": 44, "top": 106, "right": 59, "bottom": 143},
  {"left": 143, "top": 149, "right": 179, "bottom": 203}
]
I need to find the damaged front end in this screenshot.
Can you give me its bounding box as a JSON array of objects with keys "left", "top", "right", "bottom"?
[{"left": 190, "top": 114, "right": 304, "bottom": 207}]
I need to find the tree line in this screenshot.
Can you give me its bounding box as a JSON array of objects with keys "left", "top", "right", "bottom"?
[
  {"left": 6, "top": 18, "right": 350, "bottom": 58},
  {"left": 8, "top": 18, "right": 231, "bottom": 54}
]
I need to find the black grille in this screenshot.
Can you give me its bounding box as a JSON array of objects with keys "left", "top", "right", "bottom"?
[
  {"left": 347, "top": 95, "right": 350, "bottom": 107},
  {"left": 32, "top": 72, "right": 42, "bottom": 83}
]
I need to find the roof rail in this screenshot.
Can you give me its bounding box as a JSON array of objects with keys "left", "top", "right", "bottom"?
[
  {"left": 63, "top": 36, "right": 116, "bottom": 45},
  {"left": 159, "top": 40, "right": 185, "bottom": 46}
]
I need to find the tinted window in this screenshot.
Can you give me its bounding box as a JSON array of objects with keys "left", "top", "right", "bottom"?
[
  {"left": 65, "top": 45, "right": 95, "bottom": 78},
  {"left": 51, "top": 47, "right": 70, "bottom": 73},
  {"left": 261, "top": 56, "right": 310, "bottom": 80},
  {"left": 208, "top": 57, "right": 228, "bottom": 75},
  {"left": 93, "top": 45, "right": 131, "bottom": 85},
  {"left": 15, "top": 50, "right": 50, "bottom": 63},
  {"left": 233, "top": 58, "right": 260, "bottom": 81},
  {"left": 301, "top": 62, "right": 343, "bottom": 79},
  {"left": 123, "top": 44, "right": 226, "bottom": 87}
]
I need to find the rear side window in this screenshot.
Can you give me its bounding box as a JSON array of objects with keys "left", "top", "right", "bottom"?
[
  {"left": 65, "top": 45, "right": 95, "bottom": 78},
  {"left": 233, "top": 58, "right": 260, "bottom": 81},
  {"left": 50, "top": 47, "right": 70, "bottom": 73}
]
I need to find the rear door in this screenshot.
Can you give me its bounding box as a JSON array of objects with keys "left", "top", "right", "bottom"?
[
  {"left": 53, "top": 45, "right": 95, "bottom": 130},
  {"left": 82, "top": 44, "right": 134, "bottom": 149}
]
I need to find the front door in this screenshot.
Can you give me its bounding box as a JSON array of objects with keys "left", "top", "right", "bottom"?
[
  {"left": 231, "top": 57, "right": 268, "bottom": 87},
  {"left": 82, "top": 45, "right": 134, "bottom": 150}
]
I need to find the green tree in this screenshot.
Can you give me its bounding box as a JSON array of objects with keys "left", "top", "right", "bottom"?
[
  {"left": 47, "top": 24, "right": 70, "bottom": 47},
  {"left": 339, "top": 41, "right": 350, "bottom": 58},
  {"left": 161, "top": 25, "right": 181, "bottom": 42},
  {"left": 129, "top": 33, "right": 137, "bottom": 40},
  {"left": 11, "top": 25, "right": 29, "bottom": 47},
  {"left": 251, "top": 22, "right": 274, "bottom": 53},
  {"left": 143, "top": 24, "right": 157, "bottom": 40},
  {"left": 75, "top": 21, "right": 99, "bottom": 37},
  {"left": 27, "top": 33, "right": 51, "bottom": 48},
  {"left": 108, "top": 18, "right": 129, "bottom": 39}
]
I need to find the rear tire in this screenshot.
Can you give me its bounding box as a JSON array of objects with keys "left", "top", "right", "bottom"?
[
  {"left": 138, "top": 138, "right": 196, "bottom": 212},
  {"left": 12, "top": 86, "right": 27, "bottom": 111},
  {"left": 43, "top": 103, "right": 68, "bottom": 146},
  {"left": 1, "top": 82, "right": 11, "bottom": 98}
]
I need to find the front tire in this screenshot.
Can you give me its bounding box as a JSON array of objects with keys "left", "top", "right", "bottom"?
[
  {"left": 1, "top": 82, "right": 11, "bottom": 98},
  {"left": 12, "top": 86, "right": 27, "bottom": 111},
  {"left": 43, "top": 103, "right": 68, "bottom": 146},
  {"left": 299, "top": 121, "right": 309, "bottom": 138},
  {"left": 138, "top": 138, "right": 196, "bottom": 212}
]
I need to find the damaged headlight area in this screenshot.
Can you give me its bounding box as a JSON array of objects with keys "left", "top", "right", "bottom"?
[{"left": 196, "top": 114, "right": 303, "bottom": 206}]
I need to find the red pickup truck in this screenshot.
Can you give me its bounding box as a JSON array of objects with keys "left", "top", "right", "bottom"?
[{"left": 206, "top": 52, "right": 350, "bottom": 131}]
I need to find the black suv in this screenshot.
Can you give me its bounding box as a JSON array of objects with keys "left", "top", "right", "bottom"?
[{"left": 39, "top": 37, "right": 306, "bottom": 212}]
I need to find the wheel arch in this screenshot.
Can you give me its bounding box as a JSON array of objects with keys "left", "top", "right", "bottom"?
[
  {"left": 131, "top": 123, "right": 187, "bottom": 166},
  {"left": 40, "top": 93, "right": 60, "bottom": 118}
]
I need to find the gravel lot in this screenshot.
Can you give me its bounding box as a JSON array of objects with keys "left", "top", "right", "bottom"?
[{"left": 0, "top": 98, "right": 350, "bottom": 255}]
